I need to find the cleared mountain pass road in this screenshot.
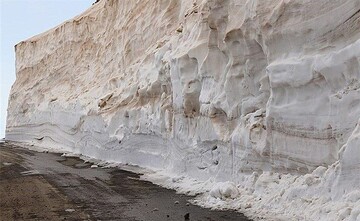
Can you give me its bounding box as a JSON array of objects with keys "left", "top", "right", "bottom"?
[{"left": 0, "top": 143, "right": 251, "bottom": 221}]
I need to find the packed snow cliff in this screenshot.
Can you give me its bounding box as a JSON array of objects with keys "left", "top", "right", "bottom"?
[{"left": 6, "top": 0, "right": 360, "bottom": 220}]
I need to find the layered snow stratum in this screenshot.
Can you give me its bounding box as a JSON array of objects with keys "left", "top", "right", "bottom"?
[{"left": 6, "top": 0, "right": 360, "bottom": 220}]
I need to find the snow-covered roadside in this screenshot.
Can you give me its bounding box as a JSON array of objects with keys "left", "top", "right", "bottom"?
[
  {"left": 142, "top": 164, "right": 360, "bottom": 221},
  {"left": 5, "top": 0, "right": 360, "bottom": 220},
  {"left": 8, "top": 141, "right": 359, "bottom": 221}
]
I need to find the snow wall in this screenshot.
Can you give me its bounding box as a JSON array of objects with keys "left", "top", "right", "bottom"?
[{"left": 6, "top": 0, "right": 360, "bottom": 220}]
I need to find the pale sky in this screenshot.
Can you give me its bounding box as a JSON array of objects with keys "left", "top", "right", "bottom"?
[{"left": 0, "top": 0, "right": 94, "bottom": 138}]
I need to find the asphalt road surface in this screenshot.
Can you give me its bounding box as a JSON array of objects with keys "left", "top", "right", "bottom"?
[{"left": 0, "top": 142, "right": 251, "bottom": 221}]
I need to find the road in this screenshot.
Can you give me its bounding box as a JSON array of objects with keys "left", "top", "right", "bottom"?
[{"left": 0, "top": 142, "right": 251, "bottom": 221}]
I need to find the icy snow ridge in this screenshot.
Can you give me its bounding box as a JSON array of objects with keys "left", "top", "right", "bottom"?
[{"left": 6, "top": 0, "right": 360, "bottom": 220}]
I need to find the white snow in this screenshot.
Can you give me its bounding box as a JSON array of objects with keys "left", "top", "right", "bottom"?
[
  {"left": 209, "top": 182, "right": 239, "bottom": 200},
  {"left": 141, "top": 167, "right": 360, "bottom": 221},
  {"left": 20, "top": 170, "right": 40, "bottom": 176},
  {"left": 5, "top": 0, "right": 360, "bottom": 220}
]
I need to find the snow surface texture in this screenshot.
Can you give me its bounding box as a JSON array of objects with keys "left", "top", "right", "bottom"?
[{"left": 6, "top": 0, "right": 360, "bottom": 220}]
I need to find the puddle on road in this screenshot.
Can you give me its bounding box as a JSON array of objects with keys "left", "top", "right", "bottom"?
[{"left": 56, "top": 155, "right": 92, "bottom": 169}]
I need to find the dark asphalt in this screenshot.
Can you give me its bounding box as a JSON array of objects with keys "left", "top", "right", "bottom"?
[{"left": 0, "top": 142, "right": 251, "bottom": 221}]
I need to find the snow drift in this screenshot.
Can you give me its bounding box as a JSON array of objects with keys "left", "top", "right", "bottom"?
[{"left": 6, "top": 0, "right": 360, "bottom": 220}]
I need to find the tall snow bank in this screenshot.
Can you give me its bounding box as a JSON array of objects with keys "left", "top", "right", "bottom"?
[{"left": 6, "top": 0, "right": 360, "bottom": 220}]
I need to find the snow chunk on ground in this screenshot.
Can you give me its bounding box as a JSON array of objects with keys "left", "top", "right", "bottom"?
[{"left": 210, "top": 182, "right": 239, "bottom": 199}]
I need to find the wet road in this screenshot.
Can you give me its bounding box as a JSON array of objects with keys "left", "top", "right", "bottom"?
[{"left": 0, "top": 142, "right": 251, "bottom": 221}]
